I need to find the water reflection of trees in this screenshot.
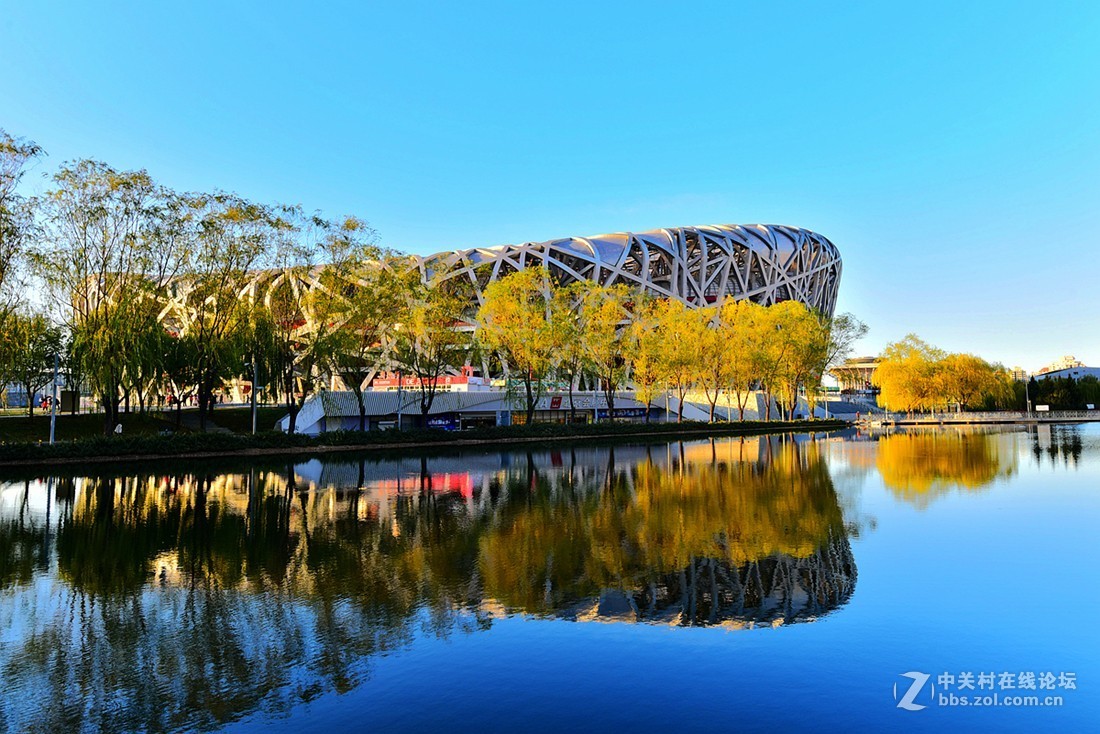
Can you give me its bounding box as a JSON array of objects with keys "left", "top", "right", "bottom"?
[
  {"left": 873, "top": 429, "right": 1018, "bottom": 508},
  {"left": 1028, "top": 424, "right": 1084, "bottom": 468},
  {"left": 0, "top": 437, "right": 855, "bottom": 732},
  {"left": 480, "top": 440, "right": 855, "bottom": 627}
]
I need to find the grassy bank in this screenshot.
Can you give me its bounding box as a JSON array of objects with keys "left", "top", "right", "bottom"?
[{"left": 0, "top": 418, "right": 849, "bottom": 468}]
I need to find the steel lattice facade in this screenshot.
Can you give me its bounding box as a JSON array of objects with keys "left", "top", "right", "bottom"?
[
  {"left": 418, "top": 223, "right": 842, "bottom": 316},
  {"left": 160, "top": 223, "right": 841, "bottom": 343}
]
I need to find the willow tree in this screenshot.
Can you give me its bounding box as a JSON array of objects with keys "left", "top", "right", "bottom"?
[
  {"left": 936, "top": 353, "right": 1008, "bottom": 411},
  {"left": 768, "top": 302, "right": 832, "bottom": 420},
  {"left": 264, "top": 212, "right": 385, "bottom": 433},
  {"left": 32, "top": 160, "right": 161, "bottom": 434},
  {"left": 477, "top": 266, "right": 556, "bottom": 424},
  {"left": 872, "top": 335, "right": 945, "bottom": 412},
  {"left": 172, "top": 193, "right": 281, "bottom": 430}
]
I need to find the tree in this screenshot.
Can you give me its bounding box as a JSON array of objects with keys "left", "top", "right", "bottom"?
[
  {"left": 626, "top": 296, "right": 667, "bottom": 423},
  {"left": 162, "top": 331, "right": 202, "bottom": 429},
  {"left": 717, "top": 299, "right": 766, "bottom": 421},
  {"left": 936, "top": 353, "right": 1006, "bottom": 411},
  {"left": 0, "top": 129, "right": 43, "bottom": 316},
  {"left": 2, "top": 310, "right": 62, "bottom": 416},
  {"left": 394, "top": 275, "right": 471, "bottom": 420},
  {"left": 171, "top": 193, "right": 280, "bottom": 430},
  {"left": 326, "top": 249, "right": 408, "bottom": 431},
  {"left": 548, "top": 282, "right": 588, "bottom": 423},
  {"left": 770, "top": 302, "right": 830, "bottom": 420},
  {"left": 872, "top": 335, "right": 946, "bottom": 412},
  {"left": 654, "top": 299, "right": 703, "bottom": 423},
  {"left": 119, "top": 300, "right": 171, "bottom": 415},
  {"left": 32, "top": 160, "right": 160, "bottom": 435},
  {"left": 694, "top": 305, "right": 730, "bottom": 422},
  {"left": 811, "top": 312, "right": 868, "bottom": 416},
  {"left": 477, "top": 267, "right": 556, "bottom": 424},
  {"left": 754, "top": 300, "right": 803, "bottom": 420},
  {"left": 574, "top": 282, "right": 632, "bottom": 419}
]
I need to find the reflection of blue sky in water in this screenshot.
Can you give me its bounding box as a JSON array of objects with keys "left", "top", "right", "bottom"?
[{"left": 1, "top": 425, "right": 1098, "bottom": 732}]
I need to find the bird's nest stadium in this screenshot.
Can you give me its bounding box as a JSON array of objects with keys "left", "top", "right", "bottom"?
[{"left": 416, "top": 222, "right": 842, "bottom": 316}]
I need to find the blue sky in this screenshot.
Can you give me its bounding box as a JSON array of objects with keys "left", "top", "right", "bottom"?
[{"left": 2, "top": 1, "right": 1098, "bottom": 371}]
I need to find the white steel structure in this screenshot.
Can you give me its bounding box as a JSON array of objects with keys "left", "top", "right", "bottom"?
[{"left": 419, "top": 223, "right": 842, "bottom": 315}]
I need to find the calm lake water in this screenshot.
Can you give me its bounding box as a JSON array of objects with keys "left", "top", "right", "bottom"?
[{"left": 1, "top": 424, "right": 1097, "bottom": 732}]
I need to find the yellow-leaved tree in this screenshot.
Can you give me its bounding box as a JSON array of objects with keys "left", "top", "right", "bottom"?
[
  {"left": 477, "top": 267, "right": 556, "bottom": 424},
  {"left": 626, "top": 295, "right": 667, "bottom": 423},
  {"left": 873, "top": 335, "right": 945, "bottom": 412}
]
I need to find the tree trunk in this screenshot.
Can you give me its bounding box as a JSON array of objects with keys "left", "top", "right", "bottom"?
[
  {"left": 525, "top": 376, "right": 536, "bottom": 424},
  {"left": 103, "top": 394, "right": 117, "bottom": 436},
  {"left": 198, "top": 383, "right": 208, "bottom": 431},
  {"left": 568, "top": 373, "right": 576, "bottom": 423}
]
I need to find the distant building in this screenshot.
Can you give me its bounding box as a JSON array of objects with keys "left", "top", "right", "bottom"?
[
  {"left": 1033, "top": 365, "right": 1100, "bottom": 381},
  {"left": 368, "top": 366, "right": 492, "bottom": 393},
  {"left": 1009, "top": 366, "right": 1029, "bottom": 381},
  {"left": 829, "top": 356, "right": 880, "bottom": 392},
  {"left": 1037, "top": 355, "right": 1086, "bottom": 375}
]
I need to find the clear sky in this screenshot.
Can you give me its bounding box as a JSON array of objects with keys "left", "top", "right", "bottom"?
[{"left": 2, "top": 1, "right": 1098, "bottom": 371}]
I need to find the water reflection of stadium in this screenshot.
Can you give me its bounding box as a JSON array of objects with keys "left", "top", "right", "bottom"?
[{"left": 0, "top": 434, "right": 857, "bottom": 732}]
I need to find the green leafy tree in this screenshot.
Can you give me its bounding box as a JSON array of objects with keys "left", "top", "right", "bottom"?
[
  {"left": 0, "top": 129, "right": 43, "bottom": 317},
  {"left": 326, "top": 249, "right": 409, "bottom": 431},
  {"left": 170, "top": 193, "right": 280, "bottom": 430},
  {"left": 394, "top": 276, "right": 471, "bottom": 420},
  {"left": 32, "top": 160, "right": 161, "bottom": 434},
  {"left": 2, "top": 310, "right": 62, "bottom": 416}
]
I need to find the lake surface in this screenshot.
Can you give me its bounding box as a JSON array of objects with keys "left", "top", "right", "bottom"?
[{"left": 0, "top": 424, "right": 1097, "bottom": 732}]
